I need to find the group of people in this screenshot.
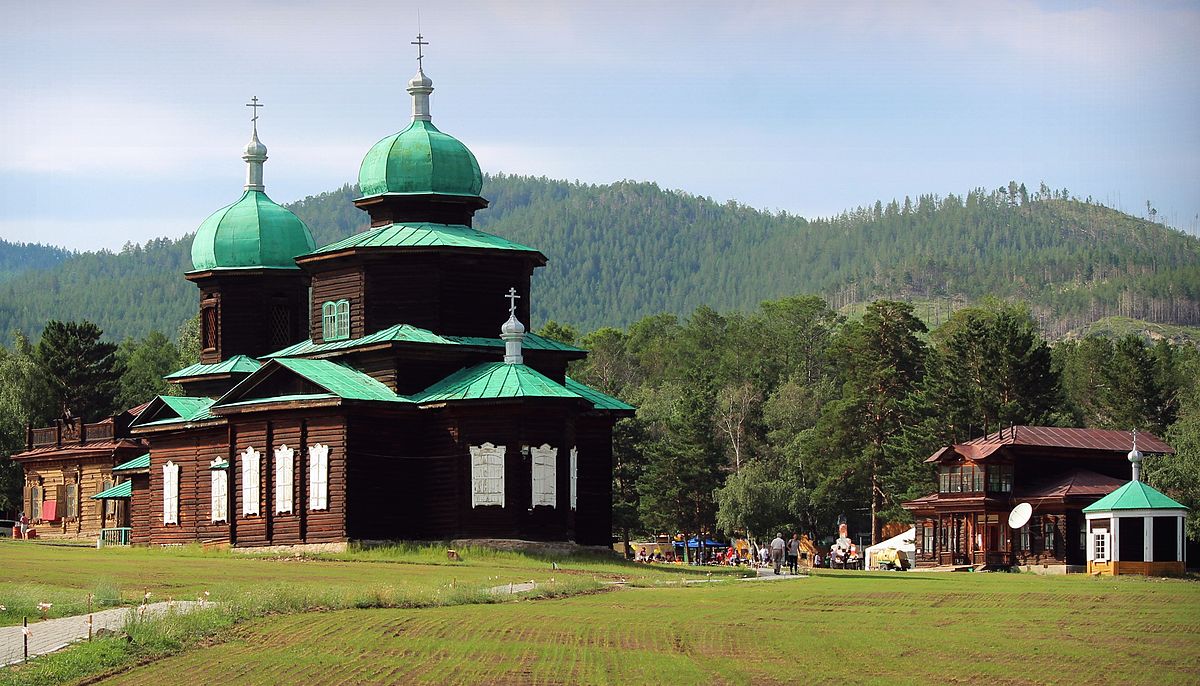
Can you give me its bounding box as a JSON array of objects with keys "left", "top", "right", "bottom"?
[{"left": 760, "top": 533, "right": 806, "bottom": 575}]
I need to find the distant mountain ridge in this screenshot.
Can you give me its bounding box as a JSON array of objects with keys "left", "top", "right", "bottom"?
[{"left": 0, "top": 175, "right": 1197, "bottom": 342}]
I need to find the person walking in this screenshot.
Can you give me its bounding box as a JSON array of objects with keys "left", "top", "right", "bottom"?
[
  {"left": 770, "top": 532, "right": 786, "bottom": 575},
  {"left": 787, "top": 533, "right": 801, "bottom": 575}
]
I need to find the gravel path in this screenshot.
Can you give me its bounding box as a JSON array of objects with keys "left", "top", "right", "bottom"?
[{"left": 0, "top": 601, "right": 204, "bottom": 667}]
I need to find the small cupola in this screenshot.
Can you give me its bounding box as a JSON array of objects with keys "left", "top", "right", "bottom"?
[
  {"left": 501, "top": 287, "right": 526, "bottom": 365},
  {"left": 190, "top": 98, "right": 315, "bottom": 272},
  {"left": 355, "top": 34, "right": 487, "bottom": 226}
]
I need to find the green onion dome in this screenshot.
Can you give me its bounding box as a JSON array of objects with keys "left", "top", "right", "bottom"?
[
  {"left": 190, "top": 189, "right": 315, "bottom": 271},
  {"left": 357, "top": 119, "right": 483, "bottom": 198},
  {"left": 357, "top": 65, "right": 483, "bottom": 199}
]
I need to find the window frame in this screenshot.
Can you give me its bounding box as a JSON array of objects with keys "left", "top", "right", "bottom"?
[
  {"left": 210, "top": 459, "right": 228, "bottom": 523},
  {"left": 308, "top": 443, "right": 329, "bottom": 511},
  {"left": 275, "top": 445, "right": 294, "bottom": 514},
  {"left": 241, "top": 447, "right": 261, "bottom": 517},
  {"left": 163, "top": 461, "right": 180, "bottom": 525},
  {"left": 569, "top": 447, "right": 578, "bottom": 511},
  {"left": 469, "top": 443, "right": 505, "bottom": 508},
  {"left": 531, "top": 444, "right": 557, "bottom": 508}
]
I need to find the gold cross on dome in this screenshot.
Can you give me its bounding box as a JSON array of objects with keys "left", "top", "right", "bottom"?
[
  {"left": 412, "top": 33, "right": 429, "bottom": 68},
  {"left": 505, "top": 287, "right": 520, "bottom": 317}
]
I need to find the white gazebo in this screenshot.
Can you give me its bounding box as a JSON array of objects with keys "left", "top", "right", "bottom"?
[{"left": 1083, "top": 437, "right": 1187, "bottom": 576}]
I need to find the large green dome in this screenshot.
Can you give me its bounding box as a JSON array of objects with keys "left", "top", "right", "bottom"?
[
  {"left": 190, "top": 190, "right": 316, "bottom": 271},
  {"left": 358, "top": 120, "right": 483, "bottom": 198}
]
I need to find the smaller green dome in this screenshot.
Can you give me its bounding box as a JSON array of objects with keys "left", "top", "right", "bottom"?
[
  {"left": 190, "top": 190, "right": 316, "bottom": 271},
  {"left": 358, "top": 120, "right": 483, "bottom": 198}
]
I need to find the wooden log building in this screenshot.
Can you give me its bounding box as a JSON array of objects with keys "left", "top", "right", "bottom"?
[
  {"left": 105, "top": 45, "right": 632, "bottom": 551},
  {"left": 10, "top": 406, "right": 148, "bottom": 539},
  {"left": 903, "top": 426, "right": 1175, "bottom": 573}
]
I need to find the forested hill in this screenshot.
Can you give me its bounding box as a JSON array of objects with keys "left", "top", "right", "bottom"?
[
  {"left": 0, "top": 239, "right": 71, "bottom": 283},
  {"left": 0, "top": 175, "right": 1197, "bottom": 341}
]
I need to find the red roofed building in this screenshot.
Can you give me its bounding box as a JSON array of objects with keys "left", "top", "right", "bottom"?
[{"left": 902, "top": 426, "right": 1173, "bottom": 572}]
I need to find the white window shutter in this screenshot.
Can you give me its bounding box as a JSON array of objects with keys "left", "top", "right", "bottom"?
[
  {"left": 470, "top": 443, "right": 505, "bottom": 508},
  {"left": 210, "top": 459, "right": 228, "bottom": 523},
  {"left": 309, "top": 444, "right": 329, "bottom": 510},
  {"left": 163, "top": 461, "right": 179, "bottom": 525},
  {"left": 275, "top": 445, "right": 294, "bottom": 514},
  {"left": 570, "top": 447, "right": 578, "bottom": 511},
  {"left": 531, "top": 444, "right": 557, "bottom": 508},
  {"left": 241, "top": 447, "right": 261, "bottom": 516}
]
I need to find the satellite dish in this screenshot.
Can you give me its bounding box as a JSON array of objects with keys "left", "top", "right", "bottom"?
[{"left": 1008, "top": 502, "right": 1032, "bottom": 529}]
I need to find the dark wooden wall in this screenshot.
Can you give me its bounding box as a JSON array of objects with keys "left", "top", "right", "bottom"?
[
  {"left": 575, "top": 415, "right": 616, "bottom": 546},
  {"left": 305, "top": 251, "right": 536, "bottom": 343},
  {"left": 308, "top": 267, "right": 365, "bottom": 341},
  {"left": 146, "top": 428, "right": 231, "bottom": 545},
  {"left": 190, "top": 271, "right": 309, "bottom": 364}
]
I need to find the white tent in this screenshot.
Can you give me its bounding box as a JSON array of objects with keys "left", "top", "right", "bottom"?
[{"left": 864, "top": 527, "right": 916, "bottom": 570}]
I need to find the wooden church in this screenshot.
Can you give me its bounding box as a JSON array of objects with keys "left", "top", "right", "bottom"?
[{"left": 122, "top": 43, "right": 632, "bottom": 551}]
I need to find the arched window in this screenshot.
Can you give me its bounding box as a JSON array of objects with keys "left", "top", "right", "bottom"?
[{"left": 321, "top": 300, "right": 350, "bottom": 342}]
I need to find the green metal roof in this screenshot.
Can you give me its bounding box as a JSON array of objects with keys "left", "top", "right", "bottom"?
[
  {"left": 271, "top": 358, "right": 407, "bottom": 402},
  {"left": 215, "top": 393, "right": 339, "bottom": 408},
  {"left": 264, "top": 324, "right": 458, "bottom": 358},
  {"left": 159, "top": 396, "right": 217, "bottom": 420},
  {"left": 131, "top": 395, "right": 218, "bottom": 428},
  {"left": 564, "top": 377, "right": 636, "bottom": 412},
  {"left": 358, "top": 120, "right": 483, "bottom": 198},
  {"left": 448, "top": 333, "right": 584, "bottom": 353},
  {"left": 113, "top": 453, "right": 150, "bottom": 471},
  {"left": 1083, "top": 480, "right": 1188, "bottom": 513},
  {"left": 164, "top": 355, "right": 263, "bottom": 380},
  {"left": 263, "top": 323, "right": 584, "bottom": 359},
  {"left": 414, "top": 362, "right": 582, "bottom": 403},
  {"left": 307, "top": 222, "right": 540, "bottom": 257},
  {"left": 210, "top": 460, "right": 229, "bottom": 470},
  {"left": 190, "top": 190, "right": 316, "bottom": 271},
  {"left": 91, "top": 481, "right": 132, "bottom": 499}
]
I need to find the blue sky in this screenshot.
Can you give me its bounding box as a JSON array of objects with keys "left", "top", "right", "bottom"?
[{"left": 1, "top": 0, "right": 1197, "bottom": 250}]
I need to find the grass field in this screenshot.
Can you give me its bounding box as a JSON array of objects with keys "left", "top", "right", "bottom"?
[
  {"left": 0, "top": 541, "right": 732, "bottom": 627},
  {"left": 3, "top": 543, "right": 1198, "bottom": 685},
  {"left": 83, "top": 571, "right": 1200, "bottom": 685}
]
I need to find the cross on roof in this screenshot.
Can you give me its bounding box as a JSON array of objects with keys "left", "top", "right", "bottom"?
[
  {"left": 245, "top": 96, "right": 263, "bottom": 131},
  {"left": 412, "top": 33, "right": 429, "bottom": 69},
  {"left": 505, "top": 287, "right": 520, "bottom": 317}
]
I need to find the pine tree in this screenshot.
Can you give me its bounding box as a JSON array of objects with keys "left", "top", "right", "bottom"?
[{"left": 35, "top": 320, "right": 120, "bottom": 421}]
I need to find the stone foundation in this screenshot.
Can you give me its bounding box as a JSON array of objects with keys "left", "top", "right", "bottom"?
[{"left": 231, "top": 541, "right": 349, "bottom": 555}]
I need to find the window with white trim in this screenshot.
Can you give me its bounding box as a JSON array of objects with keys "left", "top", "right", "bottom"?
[
  {"left": 1093, "top": 532, "right": 1109, "bottom": 562},
  {"left": 275, "top": 445, "right": 294, "bottom": 514},
  {"left": 569, "top": 447, "right": 578, "bottom": 511},
  {"left": 531, "top": 444, "right": 557, "bottom": 508},
  {"left": 321, "top": 300, "right": 350, "bottom": 341},
  {"left": 163, "top": 461, "right": 180, "bottom": 525},
  {"left": 470, "top": 443, "right": 505, "bottom": 508},
  {"left": 309, "top": 443, "right": 329, "bottom": 510},
  {"left": 241, "top": 447, "right": 261, "bottom": 516},
  {"left": 210, "top": 459, "right": 228, "bottom": 523}
]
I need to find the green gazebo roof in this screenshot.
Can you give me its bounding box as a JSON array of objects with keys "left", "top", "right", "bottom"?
[
  {"left": 1082, "top": 480, "right": 1188, "bottom": 513},
  {"left": 358, "top": 120, "right": 483, "bottom": 198},
  {"left": 164, "top": 355, "right": 263, "bottom": 380},
  {"left": 414, "top": 362, "right": 583, "bottom": 404},
  {"left": 190, "top": 190, "right": 316, "bottom": 271}
]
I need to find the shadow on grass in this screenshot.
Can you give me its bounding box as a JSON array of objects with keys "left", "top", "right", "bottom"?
[{"left": 810, "top": 570, "right": 950, "bottom": 582}]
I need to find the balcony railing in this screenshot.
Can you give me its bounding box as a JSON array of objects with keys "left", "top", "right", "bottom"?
[
  {"left": 98, "top": 527, "right": 132, "bottom": 547},
  {"left": 27, "top": 419, "right": 119, "bottom": 450}
]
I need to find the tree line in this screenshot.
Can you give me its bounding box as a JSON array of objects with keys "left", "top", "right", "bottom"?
[{"left": 551, "top": 296, "right": 1200, "bottom": 547}]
